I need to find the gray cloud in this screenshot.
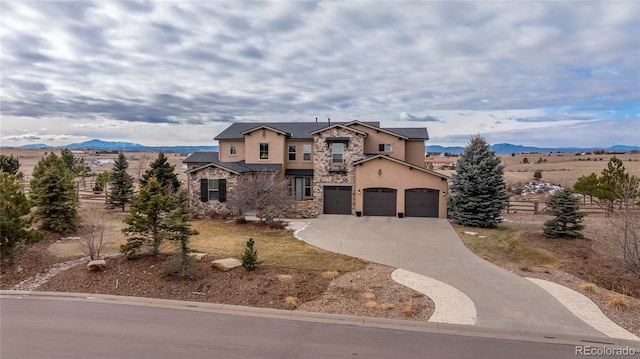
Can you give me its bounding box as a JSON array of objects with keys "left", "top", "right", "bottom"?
[
  {"left": 400, "top": 112, "right": 442, "bottom": 122},
  {"left": 0, "top": 1, "right": 637, "bottom": 146}
]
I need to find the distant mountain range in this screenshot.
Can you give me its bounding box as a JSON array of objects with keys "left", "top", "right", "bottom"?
[
  {"left": 426, "top": 143, "right": 638, "bottom": 155},
  {"left": 6, "top": 139, "right": 638, "bottom": 155},
  {"left": 12, "top": 139, "right": 218, "bottom": 153}
]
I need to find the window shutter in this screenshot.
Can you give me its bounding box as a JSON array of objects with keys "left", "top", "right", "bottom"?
[
  {"left": 378, "top": 144, "right": 385, "bottom": 151},
  {"left": 219, "top": 179, "right": 227, "bottom": 203},
  {"left": 200, "top": 179, "right": 209, "bottom": 202}
]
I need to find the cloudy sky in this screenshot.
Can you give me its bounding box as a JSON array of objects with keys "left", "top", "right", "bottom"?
[{"left": 1, "top": 1, "right": 638, "bottom": 147}]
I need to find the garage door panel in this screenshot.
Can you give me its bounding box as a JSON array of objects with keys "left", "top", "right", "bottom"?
[
  {"left": 363, "top": 188, "right": 397, "bottom": 216},
  {"left": 405, "top": 188, "right": 439, "bottom": 217},
  {"left": 324, "top": 186, "right": 352, "bottom": 214}
]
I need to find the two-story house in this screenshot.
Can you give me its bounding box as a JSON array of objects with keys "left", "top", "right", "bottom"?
[{"left": 183, "top": 120, "right": 449, "bottom": 218}]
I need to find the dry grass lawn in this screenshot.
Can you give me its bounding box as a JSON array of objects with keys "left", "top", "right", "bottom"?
[
  {"left": 452, "top": 224, "right": 561, "bottom": 268},
  {"left": 188, "top": 219, "right": 366, "bottom": 272}
]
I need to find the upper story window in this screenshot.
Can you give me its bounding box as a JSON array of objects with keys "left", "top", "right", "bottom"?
[
  {"left": 259, "top": 143, "right": 269, "bottom": 159},
  {"left": 229, "top": 143, "right": 237, "bottom": 155},
  {"left": 288, "top": 144, "right": 297, "bottom": 161},
  {"left": 303, "top": 144, "right": 312, "bottom": 161},
  {"left": 331, "top": 143, "right": 344, "bottom": 163},
  {"left": 379, "top": 144, "right": 392, "bottom": 152}
]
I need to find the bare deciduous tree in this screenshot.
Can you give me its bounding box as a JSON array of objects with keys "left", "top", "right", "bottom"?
[
  {"left": 133, "top": 152, "right": 151, "bottom": 182},
  {"left": 227, "top": 171, "right": 293, "bottom": 223},
  {"left": 606, "top": 176, "right": 640, "bottom": 277},
  {"left": 78, "top": 214, "right": 107, "bottom": 260}
]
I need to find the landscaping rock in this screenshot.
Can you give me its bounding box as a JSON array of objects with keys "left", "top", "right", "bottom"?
[
  {"left": 211, "top": 258, "right": 241, "bottom": 271},
  {"left": 87, "top": 260, "right": 107, "bottom": 272},
  {"left": 188, "top": 253, "right": 208, "bottom": 261}
]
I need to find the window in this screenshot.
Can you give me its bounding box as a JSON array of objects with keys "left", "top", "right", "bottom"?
[
  {"left": 332, "top": 143, "right": 343, "bottom": 163},
  {"left": 200, "top": 178, "right": 226, "bottom": 203},
  {"left": 378, "top": 144, "right": 392, "bottom": 152},
  {"left": 303, "top": 144, "right": 312, "bottom": 161},
  {"left": 229, "top": 143, "right": 237, "bottom": 155},
  {"left": 289, "top": 177, "right": 313, "bottom": 200},
  {"left": 208, "top": 179, "right": 219, "bottom": 200},
  {"left": 259, "top": 143, "right": 269, "bottom": 159},
  {"left": 288, "top": 144, "right": 297, "bottom": 161}
]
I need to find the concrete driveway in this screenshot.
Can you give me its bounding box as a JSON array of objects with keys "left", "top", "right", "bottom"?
[{"left": 297, "top": 215, "right": 605, "bottom": 337}]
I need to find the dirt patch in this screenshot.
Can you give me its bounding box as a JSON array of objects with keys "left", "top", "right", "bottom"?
[{"left": 520, "top": 231, "right": 640, "bottom": 299}]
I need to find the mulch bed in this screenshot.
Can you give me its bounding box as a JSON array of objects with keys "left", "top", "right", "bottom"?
[{"left": 35, "top": 255, "right": 332, "bottom": 310}]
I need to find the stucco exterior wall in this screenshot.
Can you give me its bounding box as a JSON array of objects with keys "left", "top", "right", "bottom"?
[
  {"left": 186, "top": 166, "right": 238, "bottom": 217},
  {"left": 284, "top": 140, "right": 314, "bottom": 170},
  {"left": 349, "top": 123, "right": 406, "bottom": 161},
  {"left": 218, "top": 140, "right": 245, "bottom": 162},
  {"left": 405, "top": 140, "right": 427, "bottom": 167},
  {"left": 244, "top": 129, "right": 286, "bottom": 164},
  {"left": 312, "top": 127, "right": 366, "bottom": 214},
  {"left": 354, "top": 158, "right": 449, "bottom": 218}
]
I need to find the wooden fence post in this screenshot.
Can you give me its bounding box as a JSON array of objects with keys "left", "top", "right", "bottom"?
[{"left": 534, "top": 202, "right": 539, "bottom": 215}]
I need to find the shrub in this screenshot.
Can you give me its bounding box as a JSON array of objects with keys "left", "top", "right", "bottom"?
[
  {"left": 283, "top": 296, "right": 299, "bottom": 309},
  {"left": 522, "top": 157, "right": 529, "bottom": 164},
  {"left": 241, "top": 238, "right": 259, "bottom": 271},
  {"left": 579, "top": 283, "right": 598, "bottom": 294},
  {"left": 162, "top": 254, "right": 198, "bottom": 278},
  {"left": 607, "top": 294, "right": 629, "bottom": 311},
  {"left": 533, "top": 171, "right": 542, "bottom": 180}
]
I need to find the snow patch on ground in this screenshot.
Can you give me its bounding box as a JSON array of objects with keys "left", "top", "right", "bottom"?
[{"left": 511, "top": 181, "right": 564, "bottom": 195}]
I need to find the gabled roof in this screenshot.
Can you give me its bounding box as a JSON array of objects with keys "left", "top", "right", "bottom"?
[
  {"left": 344, "top": 121, "right": 409, "bottom": 140},
  {"left": 309, "top": 123, "right": 368, "bottom": 136},
  {"left": 353, "top": 154, "right": 449, "bottom": 179},
  {"left": 214, "top": 121, "right": 381, "bottom": 140},
  {"left": 184, "top": 152, "right": 281, "bottom": 174},
  {"left": 240, "top": 125, "right": 289, "bottom": 137}
]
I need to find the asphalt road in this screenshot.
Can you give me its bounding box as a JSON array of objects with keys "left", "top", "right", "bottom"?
[{"left": 0, "top": 298, "right": 597, "bottom": 359}]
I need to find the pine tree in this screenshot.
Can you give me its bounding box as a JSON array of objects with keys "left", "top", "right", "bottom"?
[
  {"left": 121, "top": 178, "right": 169, "bottom": 257},
  {"left": 140, "top": 152, "right": 180, "bottom": 193},
  {"left": 60, "top": 148, "right": 80, "bottom": 175},
  {"left": 107, "top": 152, "right": 135, "bottom": 211},
  {"left": 543, "top": 189, "right": 585, "bottom": 238},
  {"left": 0, "top": 154, "right": 21, "bottom": 176},
  {"left": 448, "top": 135, "right": 509, "bottom": 228},
  {"left": 241, "top": 238, "right": 258, "bottom": 271},
  {"left": 30, "top": 153, "right": 80, "bottom": 234},
  {"left": 1, "top": 173, "right": 44, "bottom": 260},
  {"left": 573, "top": 173, "right": 599, "bottom": 204},
  {"left": 164, "top": 190, "right": 199, "bottom": 273}
]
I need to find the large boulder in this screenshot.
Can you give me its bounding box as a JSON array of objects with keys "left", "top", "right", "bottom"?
[
  {"left": 87, "top": 260, "right": 107, "bottom": 272},
  {"left": 211, "top": 258, "right": 242, "bottom": 271}
]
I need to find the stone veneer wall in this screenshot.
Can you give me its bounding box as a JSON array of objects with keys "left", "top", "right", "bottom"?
[
  {"left": 277, "top": 200, "right": 319, "bottom": 218},
  {"left": 187, "top": 166, "right": 238, "bottom": 218},
  {"left": 312, "top": 127, "right": 365, "bottom": 214}
]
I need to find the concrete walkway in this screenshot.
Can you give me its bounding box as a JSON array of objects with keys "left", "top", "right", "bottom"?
[{"left": 295, "top": 215, "right": 632, "bottom": 340}]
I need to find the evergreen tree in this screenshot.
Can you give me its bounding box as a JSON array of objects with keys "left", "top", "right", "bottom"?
[
  {"left": 448, "top": 135, "right": 508, "bottom": 228},
  {"left": 121, "top": 178, "right": 170, "bottom": 257},
  {"left": 573, "top": 173, "right": 599, "bottom": 204},
  {"left": 543, "top": 189, "right": 585, "bottom": 238},
  {"left": 164, "top": 190, "right": 199, "bottom": 273},
  {"left": 60, "top": 148, "right": 80, "bottom": 174},
  {"left": 30, "top": 153, "right": 80, "bottom": 234},
  {"left": 1, "top": 173, "right": 44, "bottom": 260},
  {"left": 596, "top": 157, "right": 638, "bottom": 212},
  {"left": 107, "top": 152, "right": 135, "bottom": 211},
  {"left": 76, "top": 158, "right": 91, "bottom": 189},
  {"left": 0, "top": 154, "right": 21, "bottom": 176},
  {"left": 140, "top": 152, "right": 180, "bottom": 193},
  {"left": 241, "top": 238, "right": 258, "bottom": 271}
]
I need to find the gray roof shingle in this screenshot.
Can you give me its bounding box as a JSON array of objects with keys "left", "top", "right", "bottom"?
[{"left": 214, "top": 121, "right": 383, "bottom": 140}]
